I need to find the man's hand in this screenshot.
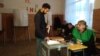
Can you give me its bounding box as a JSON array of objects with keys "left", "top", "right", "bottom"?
[
  {"left": 46, "top": 25, "right": 50, "bottom": 33},
  {"left": 44, "top": 37, "right": 50, "bottom": 41}
]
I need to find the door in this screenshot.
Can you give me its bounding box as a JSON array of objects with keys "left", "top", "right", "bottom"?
[{"left": 2, "top": 13, "right": 14, "bottom": 43}]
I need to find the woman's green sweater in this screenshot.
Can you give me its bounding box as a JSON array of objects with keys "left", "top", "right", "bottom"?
[{"left": 72, "top": 27, "right": 95, "bottom": 43}]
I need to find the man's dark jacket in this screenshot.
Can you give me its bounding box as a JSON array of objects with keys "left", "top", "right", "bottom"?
[{"left": 34, "top": 10, "right": 46, "bottom": 39}]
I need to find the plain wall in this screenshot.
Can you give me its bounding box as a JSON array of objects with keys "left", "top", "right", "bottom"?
[
  {"left": 3, "top": 0, "right": 65, "bottom": 14},
  {"left": 2, "top": 0, "right": 100, "bottom": 14},
  {"left": 94, "top": 0, "right": 100, "bottom": 9}
]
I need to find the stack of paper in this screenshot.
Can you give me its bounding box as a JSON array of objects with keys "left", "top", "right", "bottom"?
[{"left": 47, "top": 40, "right": 60, "bottom": 45}]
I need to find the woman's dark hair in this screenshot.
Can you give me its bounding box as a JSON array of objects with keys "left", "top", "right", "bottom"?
[
  {"left": 42, "top": 3, "right": 51, "bottom": 9},
  {"left": 77, "top": 20, "right": 87, "bottom": 27},
  {"left": 67, "top": 23, "right": 73, "bottom": 26}
]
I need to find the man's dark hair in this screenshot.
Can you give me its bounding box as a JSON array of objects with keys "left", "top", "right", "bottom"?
[{"left": 42, "top": 3, "right": 51, "bottom": 9}]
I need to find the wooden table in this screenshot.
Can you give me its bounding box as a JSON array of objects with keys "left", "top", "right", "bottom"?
[
  {"left": 49, "top": 37, "right": 65, "bottom": 43},
  {"left": 67, "top": 44, "right": 87, "bottom": 56}
]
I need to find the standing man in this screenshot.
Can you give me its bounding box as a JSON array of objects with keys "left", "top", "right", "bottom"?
[{"left": 34, "top": 3, "right": 51, "bottom": 56}]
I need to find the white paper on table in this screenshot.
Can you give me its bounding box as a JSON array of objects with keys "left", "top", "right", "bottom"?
[{"left": 47, "top": 40, "right": 60, "bottom": 45}]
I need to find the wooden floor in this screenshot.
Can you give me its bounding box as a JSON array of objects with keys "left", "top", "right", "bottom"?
[
  {"left": 0, "top": 39, "right": 100, "bottom": 56},
  {"left": 0, "top": 40, "right": 36, "bottom": 56}
]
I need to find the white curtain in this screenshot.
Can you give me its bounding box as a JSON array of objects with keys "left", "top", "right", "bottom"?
[{"left": 65, "top": 0, "right": 95, "bottom": 28}]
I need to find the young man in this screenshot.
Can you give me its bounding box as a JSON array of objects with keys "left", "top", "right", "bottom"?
[
  {"left": 34, "top": 3, "right": 51, "bottom": 56},
  {"left": 62, "top": 23, "right": 74, "bottom": 41},
  {"left": 72, "top": 20, "right": 96, "bottom": 56}
]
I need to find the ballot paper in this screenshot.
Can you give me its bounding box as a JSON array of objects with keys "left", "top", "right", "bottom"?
[{"left": 47, "top": 40, "right": 60, "bottom": 45}]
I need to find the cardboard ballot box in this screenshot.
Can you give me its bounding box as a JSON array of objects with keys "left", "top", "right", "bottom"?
[{"left": 41, "top": 37, "right": 67, "bottom": 56}]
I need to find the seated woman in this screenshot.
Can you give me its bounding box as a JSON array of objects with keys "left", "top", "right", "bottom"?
[{"left": 72, "top": 20, "right": 96, "bottom": 56}]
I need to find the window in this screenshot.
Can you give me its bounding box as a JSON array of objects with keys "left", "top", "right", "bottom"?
[{"left": 65, "top": 0, "right": 95, "bottom": 28}]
